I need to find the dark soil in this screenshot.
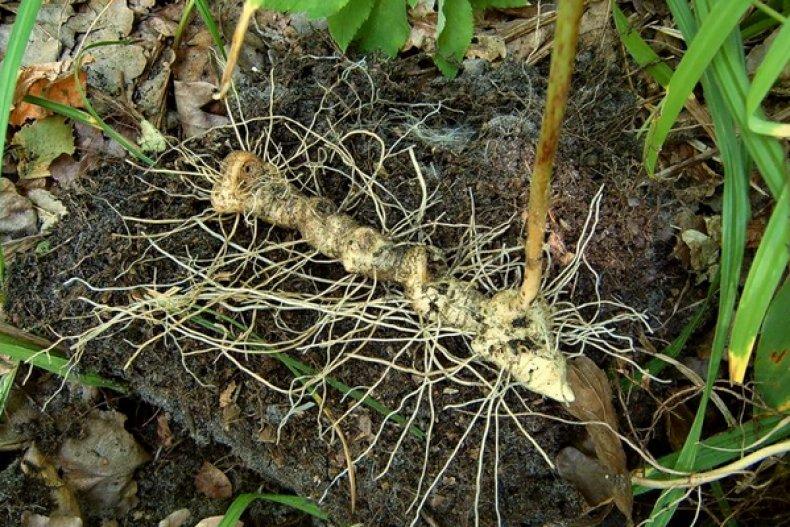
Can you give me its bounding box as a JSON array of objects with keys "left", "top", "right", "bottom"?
[
  {"left": 5, "top": 38, "right": 695, "bottom": 526},
  {"left": 0, "top": 376, "right": 315, "bottom": 526}
]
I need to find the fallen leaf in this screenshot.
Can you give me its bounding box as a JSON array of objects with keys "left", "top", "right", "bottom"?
[
  {"left": 10, "top": 64, "right": 87, "bottom": 126},
  {"left": 219, "top": 381, "right": 237, "bottom": 408},
  {"left": 28, "top": 188, "right": 68, "bottom": 233},
  {"left": 58, "top": 410, "right": 150, "bottom": 517},
  {"left": 195, "top": 461, "right": 233, "bottom": 499},
  {"left": 174, "top": 81, "right": 230, "bottom": 138},
  {"left": 566, "top": 356, "right": 632, "bottom": 521},
  {"left": 157, "top": 509, "right": 192, "bottom": 527},
  {"left": 0, "top": 4, "right": 75, "bottom": 65},
  {"left": 65, "top": 0, "right": 146, "bottom": 93},
  {"left": 0, "top": 392, "right": 39, "bottom": 451},
  {"left": 557, "top": 447, "right": 616, "bottom": 508},
  {"left": 11, "top": 116, "right": 76, "bottom": 179},
  {"left": 23, "top": 444, "right": 83, "bottom": 519},
  {"left": 0, "top": 178, "right": 38, "bottom": 239}
]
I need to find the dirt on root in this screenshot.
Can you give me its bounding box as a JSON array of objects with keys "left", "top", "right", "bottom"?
[{"left": 6, "top": 39, "right": 692, "bottom": 527}]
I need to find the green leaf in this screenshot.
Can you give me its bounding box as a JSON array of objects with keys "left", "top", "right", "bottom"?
[
  {"left": 643, "top": 0, "right": 752, "bottom": 175},
  {"left": 256, "top": 0, "right": 350, "bottom": 18},
  {"left": 328, "top": 0, "right": 375, "bottom": 51},
  {"left": 730, "top": 185, "right": 790, "bottom": 382},
  {"left": 647, "top": 0, "right": 752, "bottom": 523},
  {"left": 218, "top": 493, "right": 327, "bottom": 527},
  {"left": 755, "top": 279, "right": 790, "bottom": 411},
  {"left": 11, "top": 115, "right": 75, "bottom": 179},
  {"left": 470, "top": 0, "right": 528, "bottom": 8},
  {"left": 746, "top": 19, "right": 790, "bottom": 138},
  {"left": 355, "top": 0, "right": 410, "bottom": 57},
  {"left": 0, "top": 0, "right": 43, "bottom": 177},
  {"left": 0, "top": 334, "right": 127, "bottom": 393},
  {"left": 612, "top": 3, "right": 674, "bottom": 87},
  {"left": 435, "top": 0, "right": 475, "bottom": 77},
  {"left": 0, "top": 366, "right": 18, "bottom": 419},
  {"left": 194, "top": 0, "right": 227, "bottom": 58}
]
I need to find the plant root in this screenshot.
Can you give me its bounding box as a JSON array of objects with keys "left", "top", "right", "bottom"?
[{"left": 212, "top": 150, "right": 574, "bottom": 402}]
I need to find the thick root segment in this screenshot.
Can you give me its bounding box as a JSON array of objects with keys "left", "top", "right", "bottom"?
[{"left": 213, "top": 151, "right": 574, "bottom": 402}]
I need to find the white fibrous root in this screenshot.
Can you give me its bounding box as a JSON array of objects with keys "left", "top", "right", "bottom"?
[{"left": 213, "top": 151, "right": 574, "bottom": 402}]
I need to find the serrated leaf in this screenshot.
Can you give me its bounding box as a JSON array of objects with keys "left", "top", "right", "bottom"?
[
  {"left": 255, "top": 0, "right": 350, "bottom": 18},
  {"left": 470, "top": 0, "right": 528, "bottom": 8},
  {"left": 754, "top": 279, "right": 790, "bottom": 411},
  {"left": 435, "top": 0, "right": 474, "bottom": 77},
  {"left": 355, "top": 0, "right": 410, "bottom": 57},
  {"left": 328, "top": 0, "right": 375, "bottom": 51},
  {"left": 11, "top": 115, "right": 75, "bottom": 179}
]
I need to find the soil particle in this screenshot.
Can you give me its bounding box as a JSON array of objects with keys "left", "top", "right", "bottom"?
[{"left": 5, "top": 41, "right": 692, "bottom": 526}]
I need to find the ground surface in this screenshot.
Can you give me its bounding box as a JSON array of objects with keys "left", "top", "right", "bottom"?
[{"left": 5, "top": 38, "right": 696, "bottom": 526}]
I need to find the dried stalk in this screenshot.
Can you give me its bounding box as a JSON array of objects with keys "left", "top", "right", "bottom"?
[{"left": 520, "top": 0, "right": 585, "bottom": 305}]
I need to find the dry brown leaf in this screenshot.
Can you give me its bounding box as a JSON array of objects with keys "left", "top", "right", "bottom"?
[
  {"left": 10, "top": 64, "right": 87, "bottom": 126},
  {"left": 174, "top": 81, "right": 230, "bottom": 138},
  {"left": 0, "top": 178, "right": 38, "bottom": 239},
  {"left": 23, "top": 444, "right": 82, "bottom": 519},
  {"left": 194, "top": 461, "right": 232, "bottom": 499},
  {"left": 557, "top": 447, "right": 617, "bottom": 508},
  {"left": 566, "top": 356, "right": 632, "bottom": 521},
  {"left": 58, "top": 411, "right": 150, "bottom": 517}
]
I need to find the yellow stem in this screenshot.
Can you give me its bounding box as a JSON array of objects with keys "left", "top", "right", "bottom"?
[{"left": 520, "top": 0, "right": 586, "bottom": 306}]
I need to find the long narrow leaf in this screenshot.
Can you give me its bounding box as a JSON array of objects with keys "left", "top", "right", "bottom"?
[
  {"left": 643, "top": 0, "right": 751, "bottom": 175},
  {"left": 729, "top": 186, "right": 790, "bottom": 382},
  {"left": 194, "top": 0, "right": 227, "bottom": 58},
  {"left": 746, "top": 19, "right": 790, "bottom": 138},
  {"left": 218, "top": 493, "right": 327, "bottom": 527},
  {"left": 0, "top": 0, "right": 43, "bottom": 175},
  {"left": 612, "top": 4, "right": 673, "bottom": 87},
  {"left": 0, "top": 336, "right": 127, "bottom": 393},
  {"left": 647, "top": 0, "right": 751, "bottom": 523}
]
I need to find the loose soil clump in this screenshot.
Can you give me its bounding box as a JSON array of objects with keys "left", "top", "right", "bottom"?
[{"left": 6, "top": 42, "right": 689, "bottom": 526}]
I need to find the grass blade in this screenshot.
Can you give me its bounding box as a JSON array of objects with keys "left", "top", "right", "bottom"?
[
  {"left": 643, "top": 0, "right": 751, "bottom": 175},
  {"left": 612, "top": 4, "right": 673, "bottom": 87},
  {"left": 0, "top": 0, "right": 43, "bottom": 176},
  {"left": 218, "top": 493, "right": 327, "bottom": 526},
  {"left": 746, "top": 19, "right": 790, "bottom": 138},
  {"left": 0, "top": 364, "right": 18, "bottom": 418},
  {"left": 729, "top": 186, "right": 790, "bottom": 382},
  {"left": 647, "top": 0, "right": 751, "bottom": 523},
  {"left": 0, "top": 333, "right": 127, "bottom": 393},
  {"left": 194, "top": 0, "right": 227, "bottom": 58}
]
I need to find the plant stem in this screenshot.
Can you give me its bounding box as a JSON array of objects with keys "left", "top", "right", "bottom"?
[
  {"left": 216, "top": 1, "right": 256, "bottom": 99},
  {"left": 520, "top": 0, "right": 585, "bottom": 305}
]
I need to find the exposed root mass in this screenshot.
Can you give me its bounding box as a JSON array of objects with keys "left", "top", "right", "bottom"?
[{"left": 213, "top": 150, "right": 572, "bottom": 402}]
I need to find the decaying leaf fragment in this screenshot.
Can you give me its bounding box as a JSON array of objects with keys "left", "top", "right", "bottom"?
[
  {"left": 11, "top": 116, "right": 76, "bottom": 180},
  {"left": 564, "top": 356, "right": 632, "bottom": 520},
  {"left": 57, "top": 410, "right": 150, "bottom": 517},
  {"left": 10, "top": 63, "right": 87, "bottom": 126},
  {"left": 194, "top": 461, "right": 233, "bottom": 499}
]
